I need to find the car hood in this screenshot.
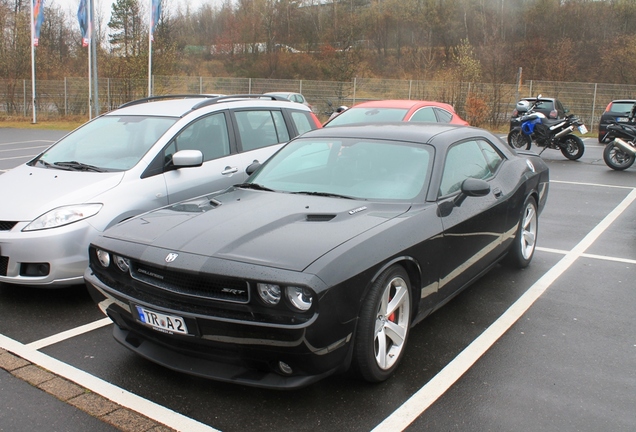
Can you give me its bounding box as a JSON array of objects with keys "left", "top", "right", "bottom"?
[
  {"left": 104, "top": 189, "right": 411, "bottom": 272},
  {"left": 0, "top": 165, "right": 124, "bottom": 221}
]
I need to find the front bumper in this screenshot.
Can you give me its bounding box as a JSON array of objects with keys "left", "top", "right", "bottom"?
[
  {"left": 85, "top": 268, "right": 355, "bottom": 389},
  {"left": 0, "top": 220, "right": 99, "bottom": 287}
]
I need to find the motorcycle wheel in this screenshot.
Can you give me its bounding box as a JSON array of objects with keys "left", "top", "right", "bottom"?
[
  {"left": 507, "top": 130, "right": 531, "bottom": 150},
  {"left": 559, "top": 135, "right": 585, "bottom": 160},
  {"left": 603, "top": 141, "right": 635, "bottom": 171}
]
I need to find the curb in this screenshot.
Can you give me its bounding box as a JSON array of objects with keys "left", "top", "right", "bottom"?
[{"left": 0, "top": 348, "right": 175, "bottom": 432}]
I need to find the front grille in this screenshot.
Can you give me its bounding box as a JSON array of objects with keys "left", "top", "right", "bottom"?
[
  {"left": 0, "top": 221, "right": 18, "bottom": 231},
  {"left": 130, "top": 262, "right": 250, "bottom": 304},
  {"left": 0, "top": 256, "right": 8, "bottom": 276}
]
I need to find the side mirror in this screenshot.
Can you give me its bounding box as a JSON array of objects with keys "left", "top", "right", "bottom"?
[
  {"left": 453, "top": 178, "right": 491, "bottom": 207},
  {"left": 170, "top": 149, "right": 203, "bottom": 169},
  {"left": 246, "top": 160, "right": 261, "bottom": 175}
]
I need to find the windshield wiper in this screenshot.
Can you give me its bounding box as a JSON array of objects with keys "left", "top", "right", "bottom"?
[
  {"left": 33, "top": 159, "right": 54, "bottom": 168},
  {"left": 292, "top": 191, "right": 355, "bottom": 200},
  {"left": 53, "top": 161, "right": 106, "bottom": 172},
  {"left": 234, "top": 182, "right": 274, "bottom": 192}
]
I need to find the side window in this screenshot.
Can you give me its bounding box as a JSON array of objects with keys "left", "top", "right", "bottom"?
[
  {"left": 439, "top": 140, "right": 499, "bottom": 197},
  {"left": 435, "top": 108, "right": 453, "bottom": 123},
  {"left": 290, "top": 111, "right": 315, "bottom": 135},
  {"left": 235, "top": 110, "right": 290, "bottom": 152},
  {"left": 171, "top": 113, "right": 230, "bottom": 162},
  {"left": 409, "top": 107, "right": 437, "bottom": 122},
  {"left": 478, "top": 139, "right": 503, "bottom": 173}
]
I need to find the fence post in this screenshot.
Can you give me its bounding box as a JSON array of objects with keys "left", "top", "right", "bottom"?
[
  {"left": 299, "top": 80, "right": 302, "bottom": 94},
  {"left": 249, "top": 78, "right": 252, "bottom": 94},
  {"left": 200, "top": 76, "right": 203, "bottom": 94},
  {"left": 590, "top": 83, "right": 598, "bottom": 131},
  {"left": 409, "top": 80, "right": 412, "bottom": 100},
  {"left": 64, "top": 77, "right": 67, "bottom": 116},
  {"left": 353, "top": 77, "right": 357, "bottom": 105},
  {"left": 23, "top": 80, "right": 26, "bottom": 117}
]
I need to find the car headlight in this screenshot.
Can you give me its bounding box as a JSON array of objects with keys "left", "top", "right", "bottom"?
[
  {"left": 23, "top": 203, "right": 103, "bottom": 231},
  {"left": 96, "top": 249, "right": 111, "bottom": 267},
  {"left": 114, "top": 255, "right": 130, "bottom": 273},
  {"left": 286, "top": 286, "right": 313, "bottom": 311},
  {"left": 257, "top": 283, "right": 282, "bottom": 305}
]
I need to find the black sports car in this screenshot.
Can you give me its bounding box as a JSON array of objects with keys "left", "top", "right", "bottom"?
[{"left": 85, "top": 123, "right": 549, "bottom": 390}]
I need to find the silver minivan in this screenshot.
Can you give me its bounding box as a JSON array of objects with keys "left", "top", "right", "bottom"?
[{"left": 0, "top": 95, "right": 321, "bottom": 287}]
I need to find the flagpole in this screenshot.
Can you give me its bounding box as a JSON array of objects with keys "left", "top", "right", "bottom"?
[
  {"left": 88, "top": 0, "right": 92, "bottom": 119},
  {"left": 30, "top": 0, "right": 37, "bottom": 124},
  {"left": 91, "top": 0, "right": 99, "bottom": 116},
  {"left": 148, "top": 0, "right": 152, "bottom": 97}
]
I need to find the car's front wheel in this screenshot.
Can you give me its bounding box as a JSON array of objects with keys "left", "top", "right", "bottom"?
[{"left": 353, "top": 265, "right": 412, "bottom": 383}]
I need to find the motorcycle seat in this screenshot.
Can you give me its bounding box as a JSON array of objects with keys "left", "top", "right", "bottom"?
[
  {"left": 608, "top": 122, "right": 636, "bottom": 135},
  {"left": 542, "top": 117, "right": 567, "bottom": 127}
]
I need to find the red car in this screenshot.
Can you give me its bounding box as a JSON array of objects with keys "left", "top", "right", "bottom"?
[{"left": 324, "top": 99, "right": 469, "bottom": 127}]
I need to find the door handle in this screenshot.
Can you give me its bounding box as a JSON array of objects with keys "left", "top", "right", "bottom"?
[{"left": 222, "top": 166, "right": 239, "bottom": 175}]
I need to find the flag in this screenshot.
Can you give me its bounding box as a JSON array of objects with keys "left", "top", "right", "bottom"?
[
  {"left": 77, "top": 0, "right": 91, "bottom": 47},
  {"left": 32, "top": 0, "right": 45, "bottom": 47},
  {"left": 150, "top": 0, "right": 161, "bottom": 42}
]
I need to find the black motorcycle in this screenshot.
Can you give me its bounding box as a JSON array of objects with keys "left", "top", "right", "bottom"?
[
  {"left": 508, "top": 97, "right": 587, "bottom": 160},
  {"left": 602, "top": 122, "right": 636, "bottom": 170}
]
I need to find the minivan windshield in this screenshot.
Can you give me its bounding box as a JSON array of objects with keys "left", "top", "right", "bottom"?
[{"left": 31, "top": 115, "right": 177, "bottom": 172}]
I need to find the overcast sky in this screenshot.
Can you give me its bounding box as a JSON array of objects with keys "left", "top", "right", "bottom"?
[{"left": 51, "top": 0, "right": 224, "bottom": 28}]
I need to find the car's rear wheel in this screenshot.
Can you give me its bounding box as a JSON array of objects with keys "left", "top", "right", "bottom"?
[
  {"left": 353, "top": 265, "right": 411, "bottom": 383},
  {"left": 503, "top": 196, "right": 538, "bottom": 269}
]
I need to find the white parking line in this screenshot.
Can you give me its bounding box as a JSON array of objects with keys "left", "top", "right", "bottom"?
[
  {"left": 26, "top": 317, "right": 113, "bottom": 350},
  {"left": 0, "top": 145, "right": 49, "bottom": 153},
  {"left": 0, "top": 140, "right": 56, "bottom": 147},
  {"left": 538, "top": 246, "right": 636, "bottom": 265},
  {"left": 0, "top": 154, "right": 41, "bottom": 162},
  {"left": 372, "top": 187, "right": 636, "bottom": 432},
  {"left": 0, "top": 334, "right": 219, "bottom": 432}
]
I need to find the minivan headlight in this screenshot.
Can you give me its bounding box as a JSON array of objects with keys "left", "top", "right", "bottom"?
[{"left": 23, "top": 203, "right": 103, "bottom": 231}]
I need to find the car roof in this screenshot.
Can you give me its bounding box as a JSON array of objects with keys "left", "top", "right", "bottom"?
[
  {"left": 350, "top": 99, "right": 455, "bottom": 111},
  {"left": 298, "top": 122, "right": 489, "bottom": 150},
  {"left": 107, "top": 94, "right": 310, "bottom": 118}
]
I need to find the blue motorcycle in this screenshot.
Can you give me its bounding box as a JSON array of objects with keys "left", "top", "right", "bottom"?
[{"left": 508, "top": 97, "right": 587, "bottom": 160}]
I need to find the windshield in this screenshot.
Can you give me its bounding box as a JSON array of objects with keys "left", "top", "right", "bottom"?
[
  {"left": 32, "top": 115, "right": 177, "bottom": 171},
  {"left": 327, "top": 107, "right": 409, "bottom": 126},
  {"left": 249, "top": 137, "right": 433, "bottom": 200}
]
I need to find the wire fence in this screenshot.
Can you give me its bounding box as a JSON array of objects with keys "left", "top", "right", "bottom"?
[{"left": 2, "top": 76, "right": 635, "bottom": 130}]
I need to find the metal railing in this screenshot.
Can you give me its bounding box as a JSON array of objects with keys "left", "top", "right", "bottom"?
[{"left": 2, "top": 76, "right": 635, "bottom": 130}]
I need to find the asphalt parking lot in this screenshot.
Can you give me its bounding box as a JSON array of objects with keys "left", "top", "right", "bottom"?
[{"left": 1, "top": 127, "right": 635, "bottom": 432}]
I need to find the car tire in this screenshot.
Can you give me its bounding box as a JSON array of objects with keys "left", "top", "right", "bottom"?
[
  {"left": 353, "top": 265, "right": 412, "bottom": 383},
  {"left": 503, "top": 196, "right": 538, "bottom": 269}
]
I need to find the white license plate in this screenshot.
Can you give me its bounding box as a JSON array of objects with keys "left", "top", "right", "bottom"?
[
  {"left": 617, "top": 117, "right": 628, "bottom": 122},
  {"left": 578, "top": 124, "right": 588, "bottom": 134},
  {"left": 135, "top": 305, "right": 189, "bottom": 335}
]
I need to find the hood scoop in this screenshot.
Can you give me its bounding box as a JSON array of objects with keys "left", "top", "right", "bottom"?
[{"left": 306, "top": 214, "right": 336, "bottom": 222}]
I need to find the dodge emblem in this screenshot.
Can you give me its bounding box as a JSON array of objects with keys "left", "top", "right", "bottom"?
[{"left": 165, "top": 253, "right": 179, "bottom": 263}]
